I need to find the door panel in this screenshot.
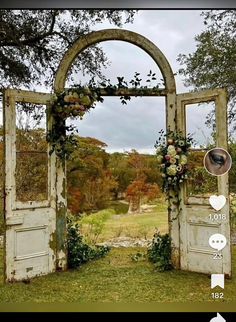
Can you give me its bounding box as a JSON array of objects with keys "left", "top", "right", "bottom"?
[
  {"left": 177, "top": 89, "right": 231, "bottom": 276},
  {"left": 3, "top": 89, "right": 57, "bottom": 281}
]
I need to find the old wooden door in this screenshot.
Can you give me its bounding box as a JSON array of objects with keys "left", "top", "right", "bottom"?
[
  {"left": 177, "top": 88, "right": 231, "bottom": 276},
  {"left": 3, "top": 89, "right": 57, "bottom": 281}
]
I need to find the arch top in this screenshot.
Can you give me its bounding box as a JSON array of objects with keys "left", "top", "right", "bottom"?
[{"left": 54, "top": 28, "right": 176, "bottom": 94}]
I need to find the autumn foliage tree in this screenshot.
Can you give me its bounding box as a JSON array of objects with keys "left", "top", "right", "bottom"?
[
  {"left": 125, "top": 150, "right": 161, "bottom": 213},
  {"left": 67, "top": 136, "right": 118, "bottom": 214},
  {"left": 126, "top": 177, "right": 160, "bottom": 213}
]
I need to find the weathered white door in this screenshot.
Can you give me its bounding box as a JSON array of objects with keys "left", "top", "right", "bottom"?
[
  {"left": 177, "top": 88, "right": 231, "bottom": 276},
  {"left": 3, "top": 89, "right": 57, "bottom": 281}
]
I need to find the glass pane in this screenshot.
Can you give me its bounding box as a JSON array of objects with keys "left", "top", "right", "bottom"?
[
  {"left": 187, "top": 150, "right": 218, "bottom": 197},
  {"left": 185, "top": 102, "right": 218, "bottom": 197},
  {"left": 15, "top": 103, "right": 48, "bottom": 202}
]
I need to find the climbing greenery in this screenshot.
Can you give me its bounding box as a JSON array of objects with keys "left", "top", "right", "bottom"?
[
  {"left": 155, "top": 129, "right": 194, "bottom": 193},
  {"left": 147, "top": 231, "right": 173, "bottom": 272},
  {"left": 47, "top": 71, "right": 162, "bottom": 160},
  {"left": 67, "top": 214, "right": 110, "bottom": 269},
  {"left": 154, "top": 129, "right": 194, "bottom": 222},
  {"left": 47, "top": 83, "right": 104, "bottom": 160}
]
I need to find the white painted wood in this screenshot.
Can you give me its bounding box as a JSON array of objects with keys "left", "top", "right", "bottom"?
[
  {"left": 177, "top": 89, "right": 231, "bottom": 276},
  {"left": 53, "top": 28, "right": 177, "bottom": 270},
  {"left": 3, "top": 89, "right": 57, "bottom": 282}
]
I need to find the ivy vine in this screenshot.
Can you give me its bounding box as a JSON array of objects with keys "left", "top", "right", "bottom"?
[{"left": 47, "top": 71, "right": 162, "bottom": 160}]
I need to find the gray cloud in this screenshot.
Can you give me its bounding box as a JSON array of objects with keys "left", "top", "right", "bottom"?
[
  {"left": 0, "top": 11, "right": 211, "bottom": 152},
  {"left": 72, "top": 10, "right": 210, "bottom": 153}
]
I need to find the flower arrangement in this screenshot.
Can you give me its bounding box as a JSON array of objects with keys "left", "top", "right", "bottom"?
[
  {"left": 46, "top": 71, "right": 162, "bottom": 160},
  {"left": 50, "top": 86, "right": 103, "bottom": 120},
  {"left": 155, "top": 129, "right": 194, "bottom": 192},
  {"left": 47, "top": 86, "right": 103, "bottom": 159}
]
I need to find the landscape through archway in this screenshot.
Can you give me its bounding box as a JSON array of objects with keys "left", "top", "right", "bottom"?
[
  {"left": 53, "top": 28, "right": 180, "bottom": 268},
  {"left": 2, "top": 28, "right": 231, "bottom": 281}
]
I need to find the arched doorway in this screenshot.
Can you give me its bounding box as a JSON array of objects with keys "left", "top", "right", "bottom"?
[{"left": 2, "top": 29, "right": 231, "bottom": 281}]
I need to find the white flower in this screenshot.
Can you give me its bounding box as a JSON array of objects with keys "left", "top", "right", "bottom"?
[
  {"left": 167, "top": 145, "right": 175, "bottom": 151},
  {"left": 177, "top": 165, "right": 182, "bottom": 172},
  {"left": 73, "top": 92, "right": 79, "bottom": 99},
  {"left": 180, "top": 155, "right": 187, "bottom": 165},
  {"left": 166, "top": 165, "right": 177, "bottom": 176},
  {"left": 167, "top": 145, "right": 177, "bottom": 157},
  {"left": 64, "top": 95, "right": 70, "bottom": 102},
  {"left": 170, "top": 157, "right": 176, "bottom": 164},
  {"left": 179, "top": 140, "right": 185, "bottom": 146}
]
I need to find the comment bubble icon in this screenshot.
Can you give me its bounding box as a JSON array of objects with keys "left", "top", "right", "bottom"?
[{"left": 209, "top": 233, "right": 227, "bottom": 251}]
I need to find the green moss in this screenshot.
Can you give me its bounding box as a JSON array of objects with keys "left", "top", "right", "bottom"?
[
  {"left": 49, "top": 231, "right": 57, "bottom": 252},
  {"left": 56, "top": 204, "right": 67, "bottom": 252}
]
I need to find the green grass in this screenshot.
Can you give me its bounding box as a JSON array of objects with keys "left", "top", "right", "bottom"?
[
  {"left": 0, "top": 200, "right": 235, "bottom": 303},
  {"left": 105, "top": 200, "right": 129, "bottom": 214},
  {"left": 79, "top": 201, "right": 168, "bottom": 242},
  {"left": 80, "top": 201, "right": 168, "bottom": 242},
  {"left": 0, "top": 247, "right": 236, "bottom": 303}
]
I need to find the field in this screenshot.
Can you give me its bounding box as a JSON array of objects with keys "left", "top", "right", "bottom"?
[
  {"left": 0, "top": 247, "right": 236, "bottom": 303},
  {"left": 0, "top": 200, "right": 235, "bottom": 303},
  {"left": 81, "top": 201, "right": 169, "bottom": 243}
]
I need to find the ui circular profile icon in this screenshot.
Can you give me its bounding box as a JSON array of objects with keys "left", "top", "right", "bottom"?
[{"left": 204, "top": 148, "right": 232, "bottom": 176}]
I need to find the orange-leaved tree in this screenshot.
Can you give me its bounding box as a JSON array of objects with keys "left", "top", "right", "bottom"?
[
  {"left": 67, "top": 136, "right": 118, "bottom": 214},
  {"left": 125, "top": 150, "right": 161, "bottom": 213}
]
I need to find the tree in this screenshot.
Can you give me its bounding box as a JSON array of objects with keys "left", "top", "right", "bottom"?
[
  {"left": 125, "top": 150, "right": 161, "bottom": 213},
  {"left": 0, "top": 10, "right": 136, "bottom": 89},
  {"left": 108, "top": 152, "right": 133, "bottom": 198},
  {"left": 127, "top": 149, "right": 148, "bottom": 179},
  {"left": 67, "top": 136, "right": 118, "bottom": 214},
  {"left": 126, "top": 178, "right": 160, "bottom": 214},
  {"left": 178, "top": 10, "right": 236, "bottom": 130}
]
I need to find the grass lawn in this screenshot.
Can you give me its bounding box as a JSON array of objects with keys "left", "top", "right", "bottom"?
[
  {"left": 81, "top": 200, "right": 169, "bottom": 243},
  {"left": 0, "top": 200, "right": 235, "bottom": 303},
  {"left": 0, "top": 246, "right": 236, "bottom": 303}
]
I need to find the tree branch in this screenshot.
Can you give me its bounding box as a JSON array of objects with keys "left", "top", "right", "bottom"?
[{"left": 0, "top": 10, "right": 58, "bottom": 47}]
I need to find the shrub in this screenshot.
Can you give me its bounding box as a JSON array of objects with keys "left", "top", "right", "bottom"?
[
  {"left": 105, "top": 201, "right": 129, "bottom": 214},
  {"left": 147, "top": 231, "right": 173, "bottom": 272},
  {"left": 67, "top": 214, "right": 110, "bottom": 269},
  {"left": 80, "top": 209, "right": 114, "bottom": 244}
]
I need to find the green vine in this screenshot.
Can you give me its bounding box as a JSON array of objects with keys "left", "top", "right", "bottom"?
[
  {"left": 155, "top": 129, "right": 194, "bottom": 193},
  {"left": 47, "top": 71, "right": 162, "bottom": 160},
  {"left": 147, "top": 230, "right": 173, "bottom": 272},
  {"left": 154, "top": 129, "right": 194, "bottom": 221},
  {"left": 46, "top": 84, "right": 103, "bottom": 160}
]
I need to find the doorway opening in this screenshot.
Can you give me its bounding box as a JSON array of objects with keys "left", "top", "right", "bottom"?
[{"left": 66, "top": 96, "right": 168, "bottom": 249}]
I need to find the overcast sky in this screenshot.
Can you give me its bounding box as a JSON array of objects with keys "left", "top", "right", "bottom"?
[
  {"left": 0, "top": 10, "right": 215, "bottom": 153},
  {"left": 67, "top": 10, "right": 214, "bottom": 154}
]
